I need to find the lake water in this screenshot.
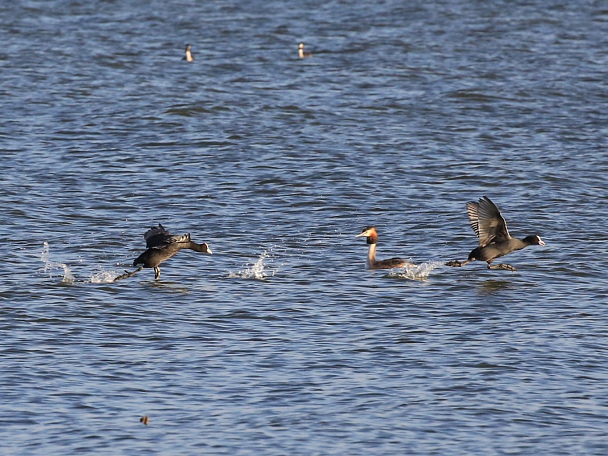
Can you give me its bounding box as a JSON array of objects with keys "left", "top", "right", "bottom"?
[{"left": 1, "top": 0, "right": 607, "bottom": 454}]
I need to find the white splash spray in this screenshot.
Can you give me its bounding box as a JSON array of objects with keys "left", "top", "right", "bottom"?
[
  {"left": 40, "top": 242, "right": 75, "bottom": 284},
  {"left": 387, "top": 261, "right": 445, "bottom": 281},
  {"left": 90, "top": 268, "right": 124, "bottom": 284},
  {"left": 228, "top": 250, "right": 279, "bottom": 280},
  {"left": 41, "top": 243, "right": 132, "bottom": 284}
]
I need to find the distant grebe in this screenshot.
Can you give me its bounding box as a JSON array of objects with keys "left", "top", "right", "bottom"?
[
  {"left": 298, "top": 43, "right": 312, "bottom": 58},
  {"left": 114, "top": 224, "right": 212, "bottom": 281},
  {"left": 446, "top": 196, "right": 545, "bottom": 271},
  {"left": 183, "top": 44, "right": 194, "bottom": 62},
  {"left": 356, "top": 226, "right": 415, "bottom": 270}
]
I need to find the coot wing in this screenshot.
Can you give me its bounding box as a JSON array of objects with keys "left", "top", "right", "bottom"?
[
  {"left": 143, "top": 224, "right": 190, "bottom": 248},
  {"left": 475, "top": 196, "right": 511, "bottom": 246},
  {"left": 466, "top": 201, "right": 481, "bottom": 240}
]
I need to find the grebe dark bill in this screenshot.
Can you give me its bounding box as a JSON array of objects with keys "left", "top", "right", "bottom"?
[
  {"left": 298, "top": 43, "right": 312, "bottom": 58},
  {"left": 446, "top": 196, "right": 545, "bottom": 271},
  {"left": 114, "top": 224, "right": 212, "bottom": 281},
  {"left": 356, "top": 226, "right": 416, "bottom": 270},
  {"left": 183, "top": 44, "right": 194, "bottom": 62}
]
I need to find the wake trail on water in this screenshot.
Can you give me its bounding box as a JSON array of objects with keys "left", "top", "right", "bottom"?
[
  {"left": 387, "top": 261, "right": 445, "bottom": 281},
  {"left": 40, "top": 242, "right": 129, "bottom": 284},
  {"left": 227, "top": 249, "right": 280, "bottom": 280}
]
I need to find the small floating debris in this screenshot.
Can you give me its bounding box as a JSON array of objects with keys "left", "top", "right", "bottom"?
[{"left": 140, "top": 416, "right": 149, "bottom": 425}]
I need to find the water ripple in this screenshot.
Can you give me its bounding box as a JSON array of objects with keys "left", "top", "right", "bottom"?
[{"left": 2, "top": 0, "right": 607, "bottom": 454}]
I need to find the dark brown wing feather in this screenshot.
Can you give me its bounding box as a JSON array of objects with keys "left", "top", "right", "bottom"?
[
  {"left": 144, "top": 224, "right": 190, "bottom": 248},
  {"left": 467, "top": 197, "right": 511, "bottom": 247},
  {"left": 477, "top": 196, "right": 511, "bottom": 246},
  {"left": 466, "top": 201, "right": 481, "bottom": 239}
]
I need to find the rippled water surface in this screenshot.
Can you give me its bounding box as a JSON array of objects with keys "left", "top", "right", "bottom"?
[{"left": 2, "top": 0, "right": 607, "bottom": 454}]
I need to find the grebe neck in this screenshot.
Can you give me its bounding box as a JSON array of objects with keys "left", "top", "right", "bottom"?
[{"left": 366, "top": 243, "right": 377, "bottom": 269}]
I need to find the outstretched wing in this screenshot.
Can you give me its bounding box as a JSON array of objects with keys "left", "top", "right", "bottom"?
[
  {"left": 466, "top": 201, "right": 481, "bottom": 240},
  {"left": 466, "top": 196, "right": 511, "bottom": 246},
  {"left": 144, "top": 224, "right": 190, "bottom": 248}
]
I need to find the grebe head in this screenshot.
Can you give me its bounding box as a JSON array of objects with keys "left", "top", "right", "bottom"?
[
  {"left": 299, "top": 43, "right": 304, "bottom": 49},
  {"left": 356, "top": 226, "right": 378, "bottom": 244},
  {"left": 356, "top": 226, "right": 376, "bottom": 237}
]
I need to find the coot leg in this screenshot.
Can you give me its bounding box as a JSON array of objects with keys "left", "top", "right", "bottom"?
[{"left": 114, "top": 266, "right": 143, "bottom": 282}]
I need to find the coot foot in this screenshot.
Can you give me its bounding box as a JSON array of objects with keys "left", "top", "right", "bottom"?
[
  {"left": 488, "top": 263, "right": 517, "bottom": 271},
  {"left": 446, "top": 260, "right": 469, "bottom": 267}
]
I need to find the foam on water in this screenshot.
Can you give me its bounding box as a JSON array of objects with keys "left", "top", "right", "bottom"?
[
  {"left": 386, "top": 261, "right": 445, "bottom": 281},
  {"left": 228, "top": 250, "right": 278, "bottom": 280}
]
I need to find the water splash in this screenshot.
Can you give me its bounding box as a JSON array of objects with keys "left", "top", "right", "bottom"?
[
  {"left": 228, "top": 250, "right": 278, "bottom": 280},
  {"left": 90, "top": 268, "right": 126, "bottom": 283},
  {"left": 40, "top": 242, "right": 75, "bottom": 284},
  {"left": 387, "top": 261, "right": 445, "bottom": 281},
  {"left": 41, "top": 243, "right": 133, "bottom": 284}
]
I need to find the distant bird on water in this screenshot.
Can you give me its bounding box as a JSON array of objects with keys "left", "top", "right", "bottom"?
[
  {"left": 356, "top": 226, "right": 416, "bottom": 270},
  {"left": 446, "top": 196, "right": 545, "bottom": 271},
  {"left": 298, "top": 43, "right": 312, "bottom": 58},
  {"left": 183, "top": 44, "right": 194, "bottom": 62},
  {"left": 114, "top": 224, "right": 212, "bottom": 281}
]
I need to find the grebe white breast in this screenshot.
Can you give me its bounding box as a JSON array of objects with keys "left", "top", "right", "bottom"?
[
  {"left": 183, "top": 44, "right": 194, "bottom": 62},
  {"left": 356, "top": 226, "right": 416, "bottom": 270},
  {"left": 298, "top": 43, "right": 312, "bottom": 58}
]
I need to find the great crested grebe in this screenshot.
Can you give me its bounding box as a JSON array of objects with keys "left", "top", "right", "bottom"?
[
  {"left": 183, "top": 44, "right": 194, "bottom": 62},
  {"left": 356, "top": 226, "right": 416, "bottom": 270},
  {"left": 446, "top": 196, "right": 545, "bottom": 271},
  {"left": 298, "top": 43, "right": 312, "bottom": 58},
  {"left": 114, "top": 224, "right": 212, "bottom": 281}
]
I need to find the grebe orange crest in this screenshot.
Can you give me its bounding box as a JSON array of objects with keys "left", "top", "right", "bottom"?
[
  {"left": 298, "top": 43, "right": 312, "bottom": 58},
  {"left": 356, "top": 226, "right": 416, "bottom": 270},
  {"left": 446, "top": 196, "right": 545, "bottom": 271},
  {"left": 114, "top": 223, "right": 212, "bottom": 281},
  {"left": 183, "top": 44, "right": 194, "bottom": 62}
]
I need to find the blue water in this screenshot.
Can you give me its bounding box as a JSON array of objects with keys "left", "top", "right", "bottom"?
[{"left": 2, "top": 0, "right": 607, "bottom": 454}]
